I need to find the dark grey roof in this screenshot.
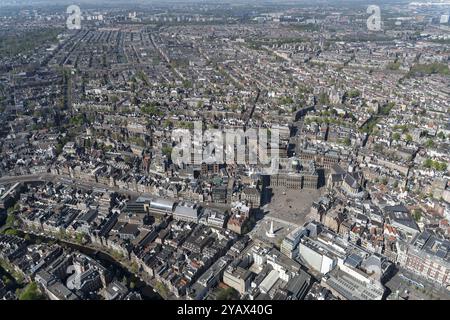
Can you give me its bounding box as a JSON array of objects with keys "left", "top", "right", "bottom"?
[
  {"left": 331, "top": 164, "right": 346, "bottom": 175},
  {"left": 285, "top": 270, "right": 311, "bottom": 299},
  {"left": 119, "top": 223, "right": 139, "bottom": 235},
  {"left": 344, "top": 253, "right": 363, "bottom": 268},
  {"left": 331, "top": 174, "right": 343, "bottom": 182},
  {"left": 384, "top": 204, "right": 408, "bottom": 213},
  {"left": 344, "top": 173, "right": 359, "bottom": 189},
  {"left": 78, "top": 209, "right": 97, "bottom": 223}
]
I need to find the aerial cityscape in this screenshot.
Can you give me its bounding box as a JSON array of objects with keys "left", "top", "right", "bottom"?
[{"left": 0, "top": 0, "right": 449, "bottom": 303}]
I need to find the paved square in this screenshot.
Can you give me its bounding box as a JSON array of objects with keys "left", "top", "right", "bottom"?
[{"left": 264, "top": 186, "right": 325, "bottom": 225}]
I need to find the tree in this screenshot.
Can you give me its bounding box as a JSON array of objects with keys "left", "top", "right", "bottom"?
[
  {"left": 406, "top": 134, "right": 413, "bottom": 143},
  {"left": 425, "top": 139, "right": 435, "bottom": 148},
  {"left": 318, "top": 92, "right": 329, "bottom": 105},
  {"left": 408, "top": 63, "right": 450, "bottom": 77},
  {"left": 374, "top": 144, "right": 384, "bottom": 153},
  {"left": 58, "top": 228, "right": 67, "bottom": 239},
  {"left": 216, "top": 287, "right": 238, "bottom": 300},
  {"left": 387, "top": 61, "right": 400, "bottom": 70},
  {"left": 279, "top": 96, "right": 294, "bottom": 105},
  {"left": 130, "top": 262, "right": 139, "bottom": 274},
  {"left": 423, "top": 159, "right": 447, "bottom": 172},
  {"left": 154, "top": 281, "right": 169, "bottom": 298},
  {"left": 392, "top": 132, "right": 401, "bottom": 141},
  {"left": 162, "top": 146, "right": 173, "bottom": 157},
  {"left": 423, "top": 159, "right": 433, "bottom": 169},
  {"left": 179, "top": 121, "right": 194, "bottom": 130},
  {"left": 110, "top": 95, "right": 119, "bottom": 104},
  {"left": 182, "top": 80, "right": 192, "bottom": 88},
  {"left": 5, "top": 212, "right": 16, "bottom": 226},
  {"left": 18, "top": 282, "right": 45, "bottom": 300},
  {"left": 69, "top": 114, "right": 85, "bottom": 126},
  {"left": 343, "top": 137, "right": 351, "bottom": 146},
  {"left": 111, "top": 249, "right": 124, "bottom": 261},
  {"left": 2, "top": 275, "right": 12, "bottom": 287},
  {"left": 7, "top": 203, "right": 20, "bottom": 215},
  {"left": 163, "top": 119, "right": 173, "bottom": 128},
  {"left": 141, "top": 103, "right": 162, "bottom": 116},
  {"left": 85, "top": 138, "right": 92, "bottom": 149},
  {"left": 75, "top": 232, "right": 86, "bottom": 244},
  {"left": 3, "top": 228, "right": 19, "bottom": 236},
  {"left": 437, "top": 162, "right": 448, "bottom": 172},
  {"left": 347, "top": 89, "right": 361, "bottom": 98},
  {"left": 412, "top": 209, "right": 422, "bottom": 222}
]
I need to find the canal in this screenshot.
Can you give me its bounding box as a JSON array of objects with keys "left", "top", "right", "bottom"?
[{"left": 18, "top": 231, "right": 162, "bottom": 300}]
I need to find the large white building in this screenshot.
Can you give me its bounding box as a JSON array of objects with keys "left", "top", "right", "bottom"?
[{"left": 299, "top": 237, "right": 338, "bottom": 274}]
